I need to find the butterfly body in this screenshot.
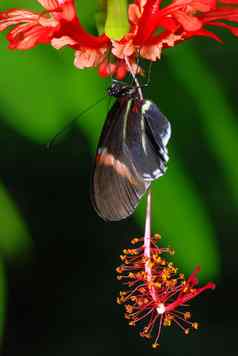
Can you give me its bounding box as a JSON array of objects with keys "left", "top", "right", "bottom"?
[{"left": 91, "top": 82, "right": 171, "bottom": 221}]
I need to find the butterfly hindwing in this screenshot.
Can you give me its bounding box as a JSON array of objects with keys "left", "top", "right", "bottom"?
[
  {"left": 142, "top": 99, "right": 171, "bottom": 160},
  {"left": 125, "top": 99, "right": 171, "bottom": 181}
]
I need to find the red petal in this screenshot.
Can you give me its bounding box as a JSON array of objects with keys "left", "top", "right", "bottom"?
[
  {"left": 0, "top": 9, "right": 39, "bottom": 31},
  {"left": 57, "top": 18, "right": 110, "bottom": 49},
  {"left": 165, "top": 281, "right": 215, "bottom": 313},
  {"left": 142, "top": 30, "right": 172, "bottom": 45},
  {"left": 7, "top": 23, "right": 54, "bottom": 49},
  {"left": 219, "top": 0, "right": 238, "bottom": 3},
  {"left": 188, "top": 0, "right": 216, "bottom": 12},
  {"left": 133, "top": 0, "right": 162, "bottom": 45},
  {"left": 61, "top": 1, "right": 76, "bottom": 21},
  {"left": 183, "top": 28, "right": 223, "bottom": 42},
  {"left": 37, "top": 0, "right": 60, "bottom": 10},
  {"left": 207, "top": 20, "right": 238, "bottom": 36},
  {"left": 155, "top": 16, "right": 178, "bottom": 32},
  {"left": 165, "top": 266, "right": 215, "bottom": 315},
  {"left": 201, "top": 9, "right": 238, "bottom": 22},
  {"left": 74, "top": 47, "right": 106, "bottom": 69},
  {"left": 174, "top": 11, "right": 202, "bottom": 31},
  {"left": 0, "top": 4, "right": 110, "bottom": 50}
]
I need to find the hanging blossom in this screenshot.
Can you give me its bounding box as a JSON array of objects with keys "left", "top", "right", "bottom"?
[
  {"left": 116, "top": 234, "right": 215, "bottom": 349},
  {"left": 0, "top": 0, "right": 238, "bottom": 78},
  {"left": 0, "top": 0, "right": 114, "bottom": 76},
  {"left": 113, "top": 0, "right": 238, "bottom": 63},
  {"left": 116, "top": 191, "right": 215, "bottom": 349}
]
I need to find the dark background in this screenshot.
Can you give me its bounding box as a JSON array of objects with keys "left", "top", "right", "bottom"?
[{"left": 0, "top": 1, "right": 238, "bottom": 355}]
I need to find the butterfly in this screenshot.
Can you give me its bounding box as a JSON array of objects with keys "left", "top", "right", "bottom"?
[{"left": 91, "top": 81, "right": 171, "bottom": 221}]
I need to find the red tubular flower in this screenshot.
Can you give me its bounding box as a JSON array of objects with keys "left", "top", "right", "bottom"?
[
  {"left": 0, "top": 1, "right": 109, "bottom": 49},
  {"left": 116, "top": 234, "right": 215, "bottom": 349},
  {"left": 0, "top": 0, "right": 238, "bottom": 77},
  {"left": 113, "top": 0, "right": 238, "bottom": 65},
  {"left": 0, "top": 0, "right": 112, "bottom": 74}
]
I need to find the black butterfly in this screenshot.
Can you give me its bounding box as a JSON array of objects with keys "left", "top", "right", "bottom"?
[{"left": 91, "top": 81, "right": 171, "bottom": 221}]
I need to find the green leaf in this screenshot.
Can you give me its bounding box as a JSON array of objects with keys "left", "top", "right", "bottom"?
[{"left": 0, "top": 44, "right": 108, "bottom": 145}]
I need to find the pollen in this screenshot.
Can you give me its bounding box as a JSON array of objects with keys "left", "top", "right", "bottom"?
[
  {"left": 192, "top": 322, "right": 199, "bottom": 330},
  {"left": 116, "top": 233, "right": 215, "bottom": 349},
  {"left": 116, "top": 266, "right": 124, "bottom": 273},
  {"left": 184, "top": 312, "right": 191, "bottom": 320},
  {"left": 152, "top": 343, "right": 160, "bottom": 349}
]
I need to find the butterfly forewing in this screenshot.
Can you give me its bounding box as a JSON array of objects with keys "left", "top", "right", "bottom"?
[
  {"left": 91, "top": 96, "right": 150, "bottom": 221},
  {"left": 91, "top": 82, "right": 171, "bottom": 221}
]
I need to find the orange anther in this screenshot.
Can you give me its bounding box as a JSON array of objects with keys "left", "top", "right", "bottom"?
[
  {"left": 192, "top": 322, "right": 199, "bottom": 330},
  {"left": 152, "top": 343, "right": 160, "bottom": 349},
  {"left": 116, "top": 267, "right": 124, "bottom": 273},
  {"left": 131, "top": 238, "right": 139, "bottom": 244},
  {"left": 184, "top": 312, "right": 191, "bottom": 320}
]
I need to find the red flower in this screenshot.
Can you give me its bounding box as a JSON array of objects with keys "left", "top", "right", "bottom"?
[
  {"left": 116, "top": 234, "right": 215, "bottom": 349},
  {"left": 0, "top": 0, "right": 112, "bottom": 74},
  {"left": 0, "top": 0, "right": 238, "bottom": 78},
  {"left": 113, "top": 0, "right": 238, "bottom": 63}
]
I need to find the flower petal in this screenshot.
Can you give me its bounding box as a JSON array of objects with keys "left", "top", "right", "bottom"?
[
  {"left": 219, "top": 0, "right": 238, "bottom": 3},
  {"left": 61, "top": 1, "right": 76, "bottom": 21},
  {"left": 189, "top": 0, "right": 215, "bottom": 12},
  {"left": 174, "top": 10, "right": 203, "bottom": 31},
  {"left": 183, "top": 28, "right": 223, "bottom": 42},
  {"left": 7, "top": 23, "right": 54, "bottom": 49},
  {"left": 74, "top": 47, "right": 106, "bottom": 69},
  {"left": 207, "top": 21, "right": 238, "bottom": 36},
  {"left": 201, "top": 9, "right": 238, "bottom": 22},
  {"left": 112, "top": 39, "right": 135, "bottom": 58},
  {"left": 37, "top": 0, "right": 60, "bottom": 10},
  {"left": 133, "top": 0, "right": 162, "bottom": 44},
  {"left": 51, "top": 35, "right": 76, "bottom": 48},
  {"left": 140, "top": 43, "right": 162, "bottom": 61},
  {"left": 128, "top": 4, "right": 142, "bottom": 24},
  {"left": 0, "top": 10, "right": 38, "bottom": 31}
]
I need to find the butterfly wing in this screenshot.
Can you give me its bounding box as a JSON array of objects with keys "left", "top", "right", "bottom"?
[
  {"left": 125, "top": 99, "right": 171, "bottom": 181},
  {"left": 91, "top": 97, "right": 150, "bottom": 221},
  {"left": 91, "top": 97, "right": 171, "bottom": 221},
  {"left": 143, "top": 99, "right": 171, "bottom": 159}
]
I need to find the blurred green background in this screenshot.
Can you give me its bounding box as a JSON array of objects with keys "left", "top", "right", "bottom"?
[{"left": 0, "top": 0, "right": 237, "bottom": 355}]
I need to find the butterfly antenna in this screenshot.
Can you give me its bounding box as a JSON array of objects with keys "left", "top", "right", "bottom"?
[{"left": 47, "top": 96, "right": 106, "bottom": 151}]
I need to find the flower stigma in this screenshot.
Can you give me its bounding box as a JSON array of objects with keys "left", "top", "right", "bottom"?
[{"left": 156, "top": 303, "right": 166, "bottom": 315}]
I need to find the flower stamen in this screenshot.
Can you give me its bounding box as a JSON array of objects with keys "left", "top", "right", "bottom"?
[{"left": 116, "top": 190, "right": 215, "bottom": 348}]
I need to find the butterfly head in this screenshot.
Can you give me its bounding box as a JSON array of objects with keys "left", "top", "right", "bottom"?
[{"left": 107, "top": 81, "right": 139, "bottom": 98}]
